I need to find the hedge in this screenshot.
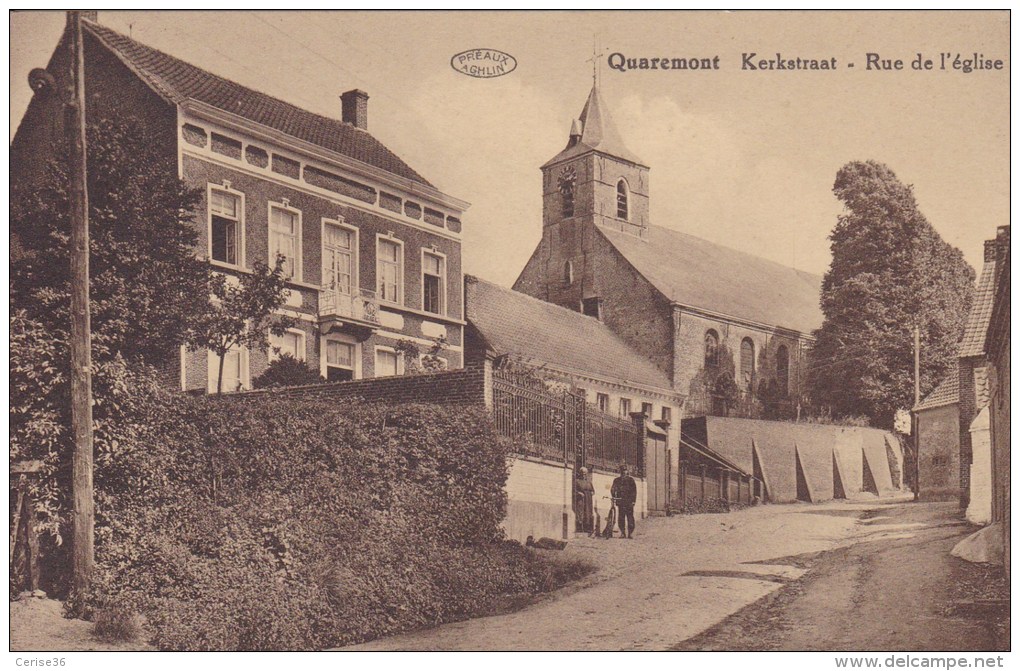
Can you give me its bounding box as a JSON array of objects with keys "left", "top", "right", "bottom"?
[{"left": 70, "top": 379, "right": 592, "bottom": 650}]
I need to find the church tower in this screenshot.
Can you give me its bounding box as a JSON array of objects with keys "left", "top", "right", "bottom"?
[
  {"left": 517, "top": 82, "right": 651, "bottom": 317},
  {"left": 541, "top": 84, "right": 650, "bottom": 237}
]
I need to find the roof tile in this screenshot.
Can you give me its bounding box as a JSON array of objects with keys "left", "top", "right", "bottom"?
[
  {"left": 84, "top": 21, "right": 433, "bottom": 187},
  {"left": 913, "top": 372, "right": 959, "bottom": 412},
  {"left": 466, "top": 276, "right": 673, "bottom": 391},
  {"left": 959, "top": 259, "right": 997, "bottom": 358},
  {"left": 597, "top": 224, "right": 824, "bottom": 334}
]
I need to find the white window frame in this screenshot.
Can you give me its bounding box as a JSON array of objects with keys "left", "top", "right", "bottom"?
[
  {"left": 376, "top": 234, "right": 404, "bottom": 306},
  {"left": 206, "top": 346, "right": 250, "bottom": 393},
  {"left": 421, "top": 247, "right": 447, "bottom": 316},
  {"left": 374, "top": 345, "right": 404, "bottom": 378},
  {"left": 596, "top": 392, "right": 610, "bottom": 413},
  {"left": 268, "top": 200, "right": 303, "bottom": 282},
  {"left": 321, "top": 217, "right": 359, "bottom": 295},
  {"left": 269, "top": 327, "right": 307, "bottom": 362},
  {"left": 619, "top": 397, "right": 632, "bottom": 418},
  {"left": 321, "top": 334, "right": 360, "bottom": 381},
  {"left": 207, "top": 183, "right": 245, "bottom": 269}
]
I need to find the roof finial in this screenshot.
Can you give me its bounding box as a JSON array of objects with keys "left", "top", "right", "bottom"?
[{"left": 586, "top": 33, "right": 607, "bottom": 89}]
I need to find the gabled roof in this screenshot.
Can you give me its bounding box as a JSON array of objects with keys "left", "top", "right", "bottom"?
[
  {"left": 597, "top": 224, "right": 824, "bottom": 334},
  {"left": 913, "top": 372, "right": 959, "bottom": 412},
  {"left": 83, "top": 21, "right": 433, "bottom": 187},
  {"left": 959, "top": 257, "right": 997, "bottom": 358},
  {"left": 542, "top": 84, "right": 646, "bottom": 168},
  {"left": 465, "top": 276, "right": 673, "bottom": 392}
]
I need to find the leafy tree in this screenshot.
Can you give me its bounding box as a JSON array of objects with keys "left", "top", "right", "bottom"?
[
  {"left": 395, "top": 335, "right": 449, "bottom": 374},
  {"left": 253, "top": 353, "right": 323, "bottom": 389},
  {"left": 11, "top": 117, "right": 209, "bottom": 368},
  {"left": 188, "top": 257, "right": 296, "bottom": 394},
  {"left": 808, "top": 161, "right": 974, "bottom": 428}
]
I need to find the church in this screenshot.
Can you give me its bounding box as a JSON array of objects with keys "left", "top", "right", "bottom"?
[{"left": 513, "top": 82, "right": 824, "bottom": 420}]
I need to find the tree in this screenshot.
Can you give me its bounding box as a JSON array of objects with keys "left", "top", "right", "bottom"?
[
  {"left": 188, "top": 257, "right": 296, "bottom": 394},
  {"left": 253, "top": 353, "right": 323, "bottom": 389},
  {"left": 808, "top": 161, "right": 975, "bottom": 428},
  {"left": 395, "top": 335, "right": 449, "bottom": 374},
  {"left": 11, "top": 117, "right": 209, "bottom": 369}
]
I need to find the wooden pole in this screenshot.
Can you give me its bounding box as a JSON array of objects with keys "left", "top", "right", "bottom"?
[
  {"left": 66, "top": 10, "right": 95, "bottom": 596},
  {"left": 913, "top": 324, "right": 921, "bottom": 501}
]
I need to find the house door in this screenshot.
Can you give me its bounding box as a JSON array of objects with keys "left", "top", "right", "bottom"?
[
  {"left": 323, "top": 223, "right": 354, "bottom": 295},
  {"left": 646, "top": 433, "right": 669, "bottom": 514}
]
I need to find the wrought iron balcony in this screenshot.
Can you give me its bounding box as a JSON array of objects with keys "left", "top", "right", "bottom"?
[{"left": 319, "top": 286, "right": 380, "bottom": 331}]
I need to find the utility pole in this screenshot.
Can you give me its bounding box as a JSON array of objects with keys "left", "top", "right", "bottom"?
[
  {"left": 913, "top": 324, "right": 921, "bottom": 501},
  {"left": 66, "top": 10, "right": 95, "bottom": 597}
]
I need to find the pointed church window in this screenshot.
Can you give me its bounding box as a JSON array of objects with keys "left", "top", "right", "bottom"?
[
  {"left": 563, "top": 260, "right": 574, "bottom": 285},
  {"left": 617, "top": 180, "right": 629, "bottom": 220},
  {"left": 740, "top": 338, "right": 755, "bottom": 388},
  {"left": 705, "top": 330, "right": 720, "bottom": 368}
]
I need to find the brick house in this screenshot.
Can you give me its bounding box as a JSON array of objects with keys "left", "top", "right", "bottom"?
[
  {"left": 983, "top": 226, "right": 1009, "bottom": 576},
  {"left": 11, "top": 16, "right": 469, "bottom": 392},
  {"left": 465, "top": 275, "right": 682, "bottom": 513},
  {"left": 513, "top": 83, "right": 823, "bottom": 419},
  {"left": 912, "top": 373, "right": 961, "bottom": 501},
  {"left": 956, "top": 238, "right": 1001, "bottom": 508}
]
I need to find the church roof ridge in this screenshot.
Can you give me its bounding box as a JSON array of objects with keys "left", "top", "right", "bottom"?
[{"left": 596, "top": 222, "right": 825, "bottom": 334}]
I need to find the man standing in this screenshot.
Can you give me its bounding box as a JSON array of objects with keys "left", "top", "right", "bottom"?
[{"left": 611, "top": 464, "right": 637, "bottom": 539}]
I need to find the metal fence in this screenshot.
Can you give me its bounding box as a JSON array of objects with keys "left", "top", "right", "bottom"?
[{"left": 491, "top": 371, "right": 642, "bottom": 474}]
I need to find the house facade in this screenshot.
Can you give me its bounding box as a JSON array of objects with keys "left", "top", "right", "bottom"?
[
  {"left": 513, "top": 83, "right": 822, "bottom": 419},
  {"left": 984, "top": 226, "right": 1009, "bottom": 577},
  {"left": 956, "top": 238, "right": 1001, "bottom": 507},
  {"left": 465, "top": 275, "right": 683, "bottom": 514},
  {"left": 12, "top": 17, "right": 469, "bottom": 392}
]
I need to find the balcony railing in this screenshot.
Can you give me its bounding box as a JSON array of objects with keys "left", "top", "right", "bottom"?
[{"left": 319, "top": 286, "right": 380, "bottom": 325}]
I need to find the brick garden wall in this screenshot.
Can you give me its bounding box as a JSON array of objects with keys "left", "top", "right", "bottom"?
[{"left": 236, "top": 361, "right": 489, "bottom": 406}]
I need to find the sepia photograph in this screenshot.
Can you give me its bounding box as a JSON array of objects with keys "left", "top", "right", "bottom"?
[{"left": 8, "top": 9, "right": 1011, "bottom": 660}]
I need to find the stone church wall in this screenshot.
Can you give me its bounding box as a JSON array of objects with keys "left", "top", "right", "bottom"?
[{"left": 673, "top": 309, "right": 808, "bottom": 418}]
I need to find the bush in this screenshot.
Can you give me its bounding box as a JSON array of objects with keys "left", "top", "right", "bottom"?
[
  {"left": 75, "top": 388, "right": 582, "bottom": 650},
  {"left": 92, "top": 604, "right": 146, "bottom": 644},
  {"left": 252, "top": 354, "right": 323, "bottom": 389}
]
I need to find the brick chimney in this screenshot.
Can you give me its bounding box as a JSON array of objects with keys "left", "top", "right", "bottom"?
[
  {"left": 984, "top": 239, "right": 998, "bottom": 262},
  {"left": 340, "top": 89, "right": 369, "bottom": 130}
]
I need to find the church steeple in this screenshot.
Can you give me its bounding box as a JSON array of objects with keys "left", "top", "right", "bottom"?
[
  {"left": 542, "top": 84, "right": 647, "bottom": 170},
  {"left": 540, "top": 83, "right": 650, "bottom": 237}
]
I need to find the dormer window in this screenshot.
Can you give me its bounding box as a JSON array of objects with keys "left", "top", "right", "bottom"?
[{"left": 616, "top": 179, "right": 629, "bottom": 220}]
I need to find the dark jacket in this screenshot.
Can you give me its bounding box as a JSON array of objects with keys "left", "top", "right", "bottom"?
[{"left": 611, "top": 475, "right": 637, "bottom": 506}]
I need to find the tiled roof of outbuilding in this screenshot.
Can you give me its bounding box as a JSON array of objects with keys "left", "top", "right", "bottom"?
[
  {"left": 465, "top": 276, "right": 673, "bottom": 391},
  {"left": 913, "top": 373, "right": 959, "bottom": 412},
  {"left": 598, "top": 224, "right": 824, "bottom": 334},
  {"left": 84, "top": 20, "right": 434, "bottom": 187}
]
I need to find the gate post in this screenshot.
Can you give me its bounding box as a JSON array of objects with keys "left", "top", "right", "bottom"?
[{"left": 630, "top": 411, "right": 648, "bottom": 476}]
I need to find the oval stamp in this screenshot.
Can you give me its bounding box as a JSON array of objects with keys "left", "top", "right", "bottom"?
[{"left": 451, "top": 48, "right": 517, "bottom": 78}]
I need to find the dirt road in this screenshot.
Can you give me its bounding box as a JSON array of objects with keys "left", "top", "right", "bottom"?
[
  {"left": 344, "top": 497, "right": 939, "bottom": 651},
  {"left": 676, "top": 502, "right": 1009, "bottom": 651}
]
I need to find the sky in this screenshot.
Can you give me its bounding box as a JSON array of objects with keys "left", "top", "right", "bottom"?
[{"left": 9, "top": 10, "right": 1010, "bottom": 286}]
